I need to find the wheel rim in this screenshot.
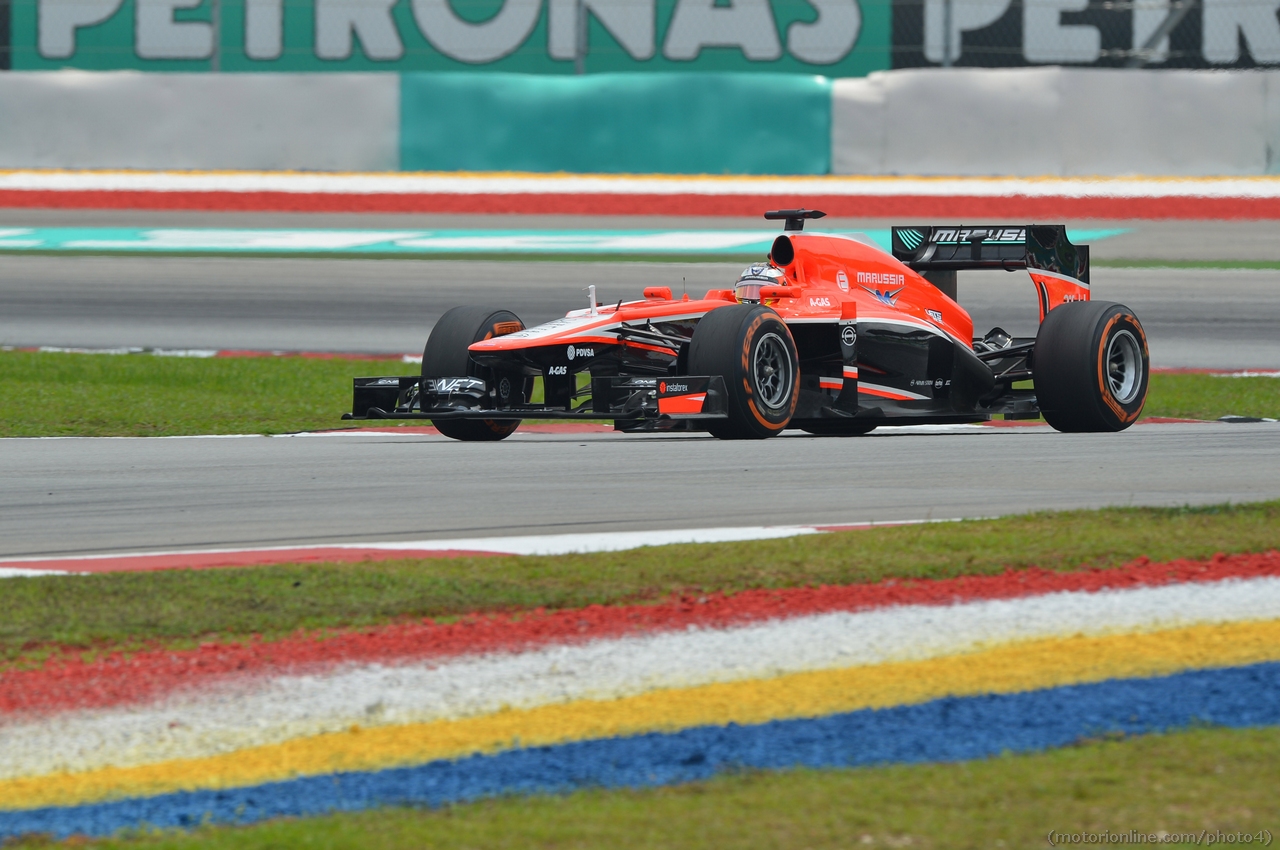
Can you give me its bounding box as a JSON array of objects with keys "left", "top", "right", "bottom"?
[
  {"left": 753, "top": 332, "right": 792, "bottom": 409},
  {"left": 1105, "top": 329, "right": 1142, "bottom": 404}
]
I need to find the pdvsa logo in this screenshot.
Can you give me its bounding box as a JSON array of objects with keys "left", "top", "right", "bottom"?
[{"left": 566, "top": 345, "right": 595, "bottom": 360}]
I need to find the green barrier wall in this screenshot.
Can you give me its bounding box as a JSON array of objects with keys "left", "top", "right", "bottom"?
[
  {"left": 3, "top": 0, "right": 890, "bottom": 75},
  {"left": 400, "top": 72, "right": 831, "bottom": 175}
]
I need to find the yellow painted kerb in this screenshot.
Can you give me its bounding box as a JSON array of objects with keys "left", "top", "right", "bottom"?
[{"left": 4, "top": 618, "right": 1278, "bottom": 812}]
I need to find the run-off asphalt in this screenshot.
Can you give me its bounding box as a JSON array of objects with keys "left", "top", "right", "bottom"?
[
  {"left": 0, "top": 257, "right": 1278, "bottom": 368},
  {"left": 1, "top": 423, "right": 1278, "bottom": 560}
]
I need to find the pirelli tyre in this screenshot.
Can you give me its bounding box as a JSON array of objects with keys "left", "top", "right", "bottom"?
[
  {"left": 689, "top": 304, "right": 800, "bottom": 440},
  {"left": 1033, "top": 301, "right": 1149, "bottom": 433},
  {"left": 422, "top": 306, "right": 528, "bottom": 442}
]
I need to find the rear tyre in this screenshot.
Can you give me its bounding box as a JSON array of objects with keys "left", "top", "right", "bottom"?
[
  {"left": 1033, "top": 301, "right": 1149, "bottom": 433},
  {"left": 422, "top": 306, "right": 526, "bottom": 442},
  {"left": 688, "top": 304, "right": 799, "bottom": 440},
  {"left": 798, "top": 421, "right": 877, "bottom": 437}
]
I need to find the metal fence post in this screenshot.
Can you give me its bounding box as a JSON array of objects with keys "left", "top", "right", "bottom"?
[
  {"left": 1126, "top": 0, "right": 1196, "bottom": 67},
  {"left": 574, "top": 0, "right": 586, "bottom": 74},
  {"left": 942, "top": 0, "right": 954, "bottom": 67},
  {"left": 0, "top": 0, "right": 10, "bottom": 71},
  {"left": 210, "top": 0, "right": 221, "bottom": 71}
]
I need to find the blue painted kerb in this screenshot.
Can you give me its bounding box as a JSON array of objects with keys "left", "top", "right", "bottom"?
[{"left": 4, "top": 663, "right": 1279, "bottom": 840}]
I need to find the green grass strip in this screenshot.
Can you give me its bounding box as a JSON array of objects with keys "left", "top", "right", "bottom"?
[
  {"left": 22, "top": 725, "right": 1277, "bottom": 849},
  {"left": 0, "top": 351, "right": 411, "bottom": 437},
  {"left": 1145, "top": 373, "right": 1280, "bottom": 421},
  {"left": 4, "top": 501, "right": 1278, "bottom": 667},
  {"left": 0, "top": 351, "right": 1277, "bottom": 438}
]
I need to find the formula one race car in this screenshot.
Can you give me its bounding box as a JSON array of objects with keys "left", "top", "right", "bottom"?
[{"left": 344, "top": 210, "right": 1149, "bottom": 440}]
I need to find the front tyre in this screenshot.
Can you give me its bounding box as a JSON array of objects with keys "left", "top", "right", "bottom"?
[
  {"left": 422, "top": 306, "right": 526, "bottom": 442},
  {"left": 1033, "top": 301, "right": 1149, "bottom": 433},
  {"left": 688, "top": 304, "right": 800, "bottom": 440}
]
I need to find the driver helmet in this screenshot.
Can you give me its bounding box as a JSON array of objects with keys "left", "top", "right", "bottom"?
[{"left": 735, "top": 264, "right": 785, "bottom": 303}]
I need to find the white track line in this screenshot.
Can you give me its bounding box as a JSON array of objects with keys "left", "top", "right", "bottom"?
[
  {"left": 0, "top": 520, "right": 953, "bottom": 574},
  {"left": 0, "top": 568, "right": 73, "bottom": 578}
]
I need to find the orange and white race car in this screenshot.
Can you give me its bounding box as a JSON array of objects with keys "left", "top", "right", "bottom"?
[{"left": 345, "top": 210, "right": 1149, "bottom": 440}]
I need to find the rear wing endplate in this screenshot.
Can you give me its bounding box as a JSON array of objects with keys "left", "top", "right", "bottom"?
[{"left": 891, "top": 225, "right": 1089, "bottom": 286}]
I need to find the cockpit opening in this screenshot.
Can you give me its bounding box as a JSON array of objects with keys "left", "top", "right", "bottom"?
[{"left": 735, "top": 264, "right": 785, "bottom": 303}]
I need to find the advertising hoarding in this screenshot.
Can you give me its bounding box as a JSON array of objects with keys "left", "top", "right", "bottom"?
[
  {"left": 0, "top": 0, "right": 1274, "bottom": 73},
  {"left": 2, "top": 0, "right": 891, "bottom": 73}
]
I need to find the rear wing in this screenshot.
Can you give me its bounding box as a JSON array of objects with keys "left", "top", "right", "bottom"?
[{"left": 890, "top": 225, "right": 1089, "bottom": 286}]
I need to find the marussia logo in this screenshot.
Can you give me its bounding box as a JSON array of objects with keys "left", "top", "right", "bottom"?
[
  {"left": 933, "top": 228, "right": 1026, "bottom": 244},
  {"left": 862, "top": 286, "right": 904, "bottom": 307}
]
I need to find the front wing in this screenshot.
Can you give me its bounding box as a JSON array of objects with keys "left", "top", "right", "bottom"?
[{"left": 343, "top": 375, "right": 730, "bottom": 431}]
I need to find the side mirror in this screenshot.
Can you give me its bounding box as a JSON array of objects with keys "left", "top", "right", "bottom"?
[
  {"left": 760, "top": 286, "right": 798, "bottom": 299},
  {"left": 643, "top": 286, "right": 673, "bottom": 300}
]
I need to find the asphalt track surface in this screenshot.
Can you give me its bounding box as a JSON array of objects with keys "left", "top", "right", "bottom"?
[
  {"left": 0, "top": 259, "right": 1276, "bottom": 369},
  {"left": 2, "top": 422, "right": 1278, "bottom": 560},
  {"left": 2, "top": 214, "right": 1277, "bottom": 559},
  {"left": 1, "top": 217, "right": 1278, "bottom": 368},
  {"left": 0, "top": 217, "right": 1274, "bottom": 366}
]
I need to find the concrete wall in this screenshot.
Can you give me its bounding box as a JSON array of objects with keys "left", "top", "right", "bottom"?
[
  {"left": 833, "top": 68, "right": 1280, "bottom": 177},
  {"left": 0, "top": 72, "right": 400, "bottom": 171},
  {"left": 1, "top": 68, "right": 1279, "bottom": 175}
]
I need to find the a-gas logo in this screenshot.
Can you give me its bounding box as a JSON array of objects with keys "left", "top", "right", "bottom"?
[
  {"left": 809, "top": 296, "right": 832, "bottom": 308},
  {"left": 836, "top": 270, "right": 849, "bottom": 291},
  {"left": 548, "top": 365, "right": 568, "bottom": 376},
  {"left": 565, "top": 345, "right": 595, "bottom": 360}
]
